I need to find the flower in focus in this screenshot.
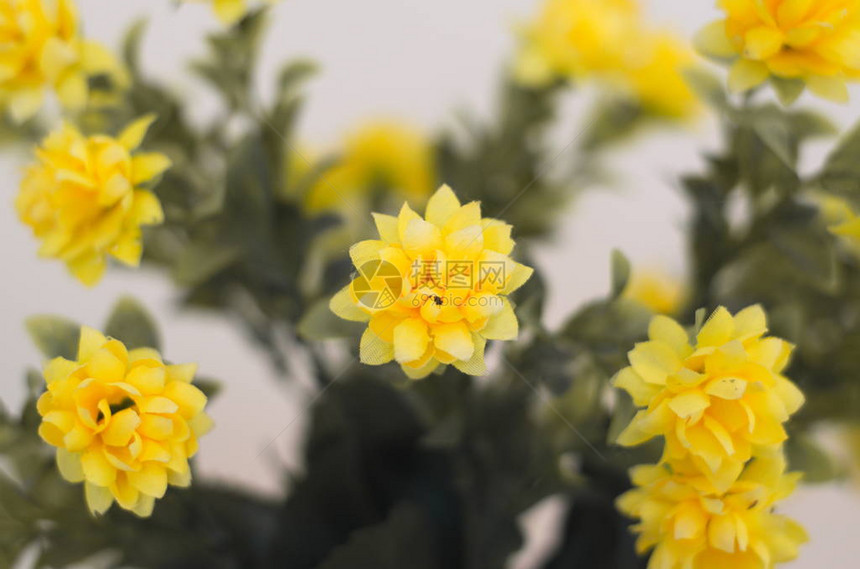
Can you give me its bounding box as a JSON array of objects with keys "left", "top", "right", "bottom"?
[
  {"left": 36, "top": 327, "right": 213, "bottom": 517},
  {"left": 614, "top": 306, "right": 805, "bottom": 490},
  {"left": 184, "top": 0, "right": 280, "bottom": 26},
  {"left": 625, "top": 268, "right": 686, "bottom": 315},
  {"left": 330, "top": 184, "right": 533, "bottom": 379},
  {"left": 0, "top": 0, "right": 127, "bottom": 122},
  {"left": 617, "top": 449, "right": 807, "bottom": 569},
  {"left": 16, "top": 116, "right": 169, "bottom": 286},
  {"left": 514, "top": 0, "right": 698, "bottom": 119},
  {"left": 697, "top": 0, "right": 860, "bottom": 102},
  {"left": 304, "top": 121, "right": 436, "bottom": 215}
]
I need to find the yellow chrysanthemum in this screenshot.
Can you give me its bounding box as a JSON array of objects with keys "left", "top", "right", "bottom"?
[
  {"left": 617, "top": 449, "right": 807, "bottom": 569},
  {"left": 514, "top": 0, "right": 697, "bottom": 119},
  {"left": 515, "top": 0, "right": 640, "bottom": 85},
  {"left": 330, "top": 184, "right": 533, "bottom": 379},
  {"left": 626, "top": 269, "right": 687, "bottom": 315},
  {"left": 305, "top": 121, "right": 436, "bottom": 215},
  {"left": 184, "top": 0, "right": 280, "bottom": 25},
  {"left": 697, "top": 0, "right": 860, "bottom": 101},
  {"left": 614, "top": 306, "right": 805, "bottom": 491},
  {"left": 16, "top": 116, "right": 170, "bottom": 286},
  {"left": 0, "top": 0, "right": 126, "bottom": 122},
  {"left": 36, "top": 327, "right": 213, "bottom": 517}
]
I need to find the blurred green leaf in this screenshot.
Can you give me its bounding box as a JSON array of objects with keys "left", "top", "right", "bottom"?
[
  {"left": 25, "top": 316, "right": 80, "bottom": 360},
  {"left": 610, "top": 249, "right": 631, "bottom": 300},
  {"left": 104, "top": 297, "right": 160, "bottom": 350},
  {"left": 297, "top": 299, "right": 364, "bottom": 341}
]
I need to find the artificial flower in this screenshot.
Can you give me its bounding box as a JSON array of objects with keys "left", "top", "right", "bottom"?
[
  {"left": 330, "top": 184, "right": 533, "bottom": 379},
  {"left": 16, "top": 116, "right": 169, "bottom": 286},
  {"left": 617, "top": 449, "right": 807, "bottom": 569},
  {"left": 614, "top": 306, "right": 805, "bottom": 490},
  {"left": 697, "top": 0, "right": 860, "bottom": 102},
  {"left": 514, "top": 0, "right": 697, "bottom": 119},
  {"left": 0, "top": 0, "right": 127, "bottom": 121},
  {"left": 304, "top": 120, "right": 436, "bottom": 215},
  {"left": 36, "top": 327, "right": 213, "bottom": 517},
  {"left": 625, "top": 268, "right": 687, "bottom": 315}
]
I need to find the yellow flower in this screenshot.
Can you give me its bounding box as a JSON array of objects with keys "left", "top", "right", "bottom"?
[
  {"left": 330, "top": 184, "right": 533, "bottom": 379},
  {"left": 36, "top": 327, "right": 213, "bottom": 517},
  {"left": 697, "top": 0, "right": 860, "bottom": 102},
  {"left": 514, "top": 0, "right": 640, "bottom": 85},
  {"left": 617, "top": 449, "right": 807, "bottom": 569},
  {"left": 514, "top": 0, "right": 697, "bottom": 119},
  {"left": 305, "top": 121, "right": 436, "bottom": 215},
  {"left": 614, "top": 306, "right": 805, "bottom": 491},
  {"left": 184, "top": 0, "right": 280, "bottom": 25},
  {"left": 0, "top": 0, "right": 126, "bottom": 122},
  {"left": 15, "top": 116, "right": 170, "bottom": 286},
  {"left": 625, "top": 269, "right": 686, "bottom": 315},
  {"left": 622, "top": 32, "right": 700, "bottom": 119}
]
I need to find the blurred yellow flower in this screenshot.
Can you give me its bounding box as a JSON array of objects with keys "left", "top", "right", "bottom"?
[
  {"left": 617, "top": 449, "right": 807, "bottom": 569},
  {"left": 514, "top": 0, "right": 698, "bottom": 119},
  {"left": 305, "top": 121, "right": 436, "bottom": 215},
  {"left": 614, "top": 306, "right": 805, "bottom": 491},
  {"left": 16, "top": 116, "right": 169, "bottom": 286},
  {"left": 331, "top": 184, "right": 533, "bottom": 379},
  {"left": 184, "top": 0, "right": 280, "bottom": 26},
  {"left": 37, "top": 327, "right": 213, "bottom": 517},
  {"left": 625, "top": 269, "right": 686, "bottom": 315},
  {"left": 697, "top": 0, "right": 860, "bottom": 102},
  {"left": 0, "top": 0, "right": 127, "bottom": 122}
]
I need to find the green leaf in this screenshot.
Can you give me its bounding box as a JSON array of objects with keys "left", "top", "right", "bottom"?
[
  {"left": 193, "top": 377, "right": 222, "bottom": 400},
  {"left": 25, "top": 316, "right": 80, "bottom": 360},
  {"left": 819, "top": 121, "right": 860, "bottom": 205},
  {"left": 104, "top": 297, "right": 161, "bottom": 350},
  {"left": 785, "top": 433, "right": 842, "bottom": 483},
  {"left": 683, "top": 68, "right": 728, "bottom": 110},
  {"left": 770, "top": 77, "right": 805, "bottom": 106},
  {"left": 610, "top": 249, "right": 631, "bottom": 300}
]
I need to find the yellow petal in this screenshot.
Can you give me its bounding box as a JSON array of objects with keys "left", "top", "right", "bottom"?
[
  {"left": 56, "top": 72, "right": 88, "bottom": 111},
  {"left": 708, "top": 514, "right": 737, "bottom": 553},
  {"left": 56, "top": 448, "right": 85, "bottom": 482},
  {"left": 88, "top": 348, "right": 125, "bottom": 381},
  {"left": 131, "top": 494, "right": 156, "bottom": 517},
  {"left": 127, "top": 463, "right": 168, "bottom": 498},
  {"left": 697, "top": 307, "right": 734, "bottom": 347},
  {"left": 728, "top": 59, "right": 769, "bottom": 93},
  {"left": 432, "top": 322, "right": 474, "bottom": 362},
  {"left": 102, "top": 409, "right": 142, "bottom": 447},
  {"left": 452, "top": 334, "right": 488, "bottom": 376},
  {"left": 393, "top": 318, "right": 430, "bottom": 363},
  {"left": 131, "top": 152, "right": 172, "bottom": 185},
  {"left": 402, "top": 218, "right": 442, "bottom": 256},
  {"left": 166, "top": 363, "right": 197, "bottom": 384},
  {"left": 372, "top": 213, "right": 400, "bottom": 243},
  {"left": 213, "top": 0, "right": 247, "bottom": 24},
  {"left": 668, "top": 390, "right": 710, "bottom": 419},
  {"left": 119, "top": 115, "right": 157, "bottom": 151},
  {"left": 359, "top": 327, "right": 394, "bottom": 365},
  {"left": 68, "top": 252, "right": 107, "bottom": 286},
  {"left": 733, "top": 304, "right": 767, "bottom": 340},
  {"left": 349, "top": 240, "right": 386, "bottom": 269},
  {"left": 402, "top": 359, "right": 440, "bottom": 380},
  {"left": 502, "top": 261, "right": 533, "bottom": 294},
  {"left": 43, "top": 357, "right": 78, "bottom": 384},
  {"left": 425, "top": 184, "right": 461, "bottom": 227},
  {"left": 85, "top": 482, "right": 114, "bottom": 515},
  {"left": 79, "top": 327, "right": 108, "bottom": 366},
  {"left": 162, "top": 382, "right": 207, "bottom": 419},
  {"left": 131, "top": 190, "right": 164, "bottom": 225},
  {"left": 330, "top": 285, "right": 371, "bottom": 322},
  {"left": 705, "top": 377, "right": 747, "bottom": 400},
  {"left": 648, "top": 315, "right": 690, "bottom": 356},
  {"left": 612, "top": 367, "right": 660, "bottom": 407},
  {"left": 481, "top": 298, "right": 518, "bottom": 341},
  {"left": 9, "top": 88, "right": 45, "bottom": 123},
  {"left": 82, "top": 449, "right": 117, "bottom": 486},
  {"left": 743, "top": 26, "right": 784, "bottom": 60},
  {"left": 628, "top": 341, "right": 681, "bottom": 385}
]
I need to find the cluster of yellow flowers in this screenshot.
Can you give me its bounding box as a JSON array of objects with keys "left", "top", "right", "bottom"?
[
  {"left": 0, "top": 0, "right": 126, "bottom": 122},
  {"left": 183, "top": 0, "right": 281, "bottom": 25},
  {"left": 302, "top": 121, "right": 436, "bottom": 216},
  {"left": 15, "top": 116, "right": 170, "bottom": 286},
  {"left": 614, "top": 306, "right": 808, "bottom": 568},
  {"left": 331, "top": 184, "right": 532, "bottom": 379},
  {"left": 697, "top": 0, "right": 860, "bottom": 102},
  {"left": 514, "top": 0, "right": 698, "bottom": 119},
  {"left": 37, "top": 327, "right": 212, "bottom": 516}
]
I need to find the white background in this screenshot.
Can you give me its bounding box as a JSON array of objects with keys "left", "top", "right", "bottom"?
[{"left": 2, "top": 1, "right": 859, "bottom": 567}]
